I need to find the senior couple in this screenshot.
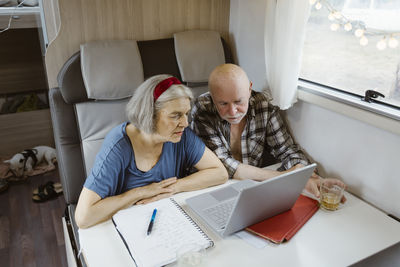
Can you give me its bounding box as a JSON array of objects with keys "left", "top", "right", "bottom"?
[{"left": 75, "top": 64, "right": 346, "bottom": 228}]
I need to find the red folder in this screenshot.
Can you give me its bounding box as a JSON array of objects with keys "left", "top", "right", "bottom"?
[{"left": 246, "top": 195, "right": 319, "bottom": 244}]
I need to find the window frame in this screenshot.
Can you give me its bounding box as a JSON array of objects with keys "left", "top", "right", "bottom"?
[
  {"left": 296, "top": 79, "right": 400, "bottom": 135},
  {"left": 300, "top": 0, "right": 400, "bottom": 114}
]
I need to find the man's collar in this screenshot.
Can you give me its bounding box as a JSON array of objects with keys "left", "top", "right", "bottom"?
[{"left": 247, "top": 90, "right": 257, "bottom": 119}]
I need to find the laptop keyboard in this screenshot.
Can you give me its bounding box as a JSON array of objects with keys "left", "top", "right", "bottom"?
[{"left": 203, "top": 200, "right": 235, "bottom": 229}]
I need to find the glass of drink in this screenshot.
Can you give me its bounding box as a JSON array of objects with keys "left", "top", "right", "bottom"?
[{"left": 320, "top": 180, "right": 345, "bottom": 211}]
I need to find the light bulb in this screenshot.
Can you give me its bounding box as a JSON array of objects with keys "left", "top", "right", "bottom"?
[
  {"left": 330, "top": 23, "right": 340, "bottom": 31},
  {"left": 315, "top": 2, "right": 322, "bottom": 9},
  {"left": 388, "top": 37, "right": 399, "bottom": 48},
  {"left": 309, "top": 0, "right": 317, "bottom": 5},
  {"left": 360, "top": 36, "right": 368, "bottom": 46},
  {"left": 344, "top": 23, "right": 352, "bottom": 31},
  {"left": 328, "top": 12, "right": 335, "bottom": 21},
  {"left": 354, "top": 29, "right": 364, "bottom": 38},
  {"left": 333, "top": 11, "right": 342, "bottom": 19},
  {"left": 376, "top": 39, "right": 387, "bottom": 50}
]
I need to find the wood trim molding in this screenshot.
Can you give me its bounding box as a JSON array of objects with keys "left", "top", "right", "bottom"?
[{"left": 42, "top": 0, "right": 61, "bottom": 44}]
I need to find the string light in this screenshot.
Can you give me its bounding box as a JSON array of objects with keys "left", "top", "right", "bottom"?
[
  {"left": 388, "top": 36, "right": 399, "bottom": 48},
  {"left": 330, "top": 23, "right": 340, "bottom": 31},
  {"left": 344, "top": 22, "right": 352, "bottom": 32},
  {"left": 360, "top": 36, "right": 368, "bottom": 46},
  {"left": 309, "top": 0, "right": 400, "bottom": 51},
  {"left": 354, "top": 29, "right": 364, "bottom": 38},
  {"left": 376, "top": 38, "right": 387, "bottom": 50},
  {"left": 333, "top": 11, "right": 342, "bottom": 20}
]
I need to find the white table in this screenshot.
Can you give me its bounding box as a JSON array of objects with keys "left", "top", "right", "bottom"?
[{"left": 79, "top": 181, "right": 400, "bottom": 267}]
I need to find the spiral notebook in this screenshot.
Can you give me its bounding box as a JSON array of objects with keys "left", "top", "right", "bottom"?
[{"left": 112, "top": 198, "right": 214, "bottom": 267}]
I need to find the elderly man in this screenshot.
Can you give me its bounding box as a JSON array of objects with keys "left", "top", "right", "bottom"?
[{"left": 191, "top": 63, "right": 345, "bottom": 199}]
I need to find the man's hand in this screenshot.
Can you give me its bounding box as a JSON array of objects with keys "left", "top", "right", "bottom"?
[{"left": 305, "top": 175, "right": 347, "bottom": 203}]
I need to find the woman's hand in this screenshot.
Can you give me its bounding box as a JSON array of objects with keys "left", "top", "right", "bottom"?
[
  {"left": 136, "top": 192, "right": 173, "bottom": 205},
  {"left": 136, "top": 177, "right": 178, "bottom": 205}
]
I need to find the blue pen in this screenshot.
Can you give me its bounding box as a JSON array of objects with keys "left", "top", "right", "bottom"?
[{"left": 147, "top": 208, "right": 157, "bottom": 235}]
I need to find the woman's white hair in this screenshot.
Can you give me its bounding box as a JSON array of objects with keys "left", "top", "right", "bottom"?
[{"left": 126, "top": 74, "right": 193, "bottom": 134}]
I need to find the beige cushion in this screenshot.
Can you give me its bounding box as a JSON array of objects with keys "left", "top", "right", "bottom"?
[
  {"left": 75, "top": 99, "right": 128, "bottom": 176},
  {"left": 174, "top": 30, "right": 225, "bottom": 83},
  {"left": 80, "top": 40, "right": 144, "bottom": 100}
]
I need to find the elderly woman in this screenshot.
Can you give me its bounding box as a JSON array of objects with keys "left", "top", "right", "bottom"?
[{"left": 75, "top": 75, "right": 228, "bottom": 228}]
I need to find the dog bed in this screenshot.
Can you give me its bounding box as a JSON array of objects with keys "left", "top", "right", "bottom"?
[{"left": 0, "top": 155, "right": 57, "bottom": 182}]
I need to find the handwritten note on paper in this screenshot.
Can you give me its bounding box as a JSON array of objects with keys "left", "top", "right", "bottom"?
[{"left": 113, "top": 198, "right": 212, "bottom": 267}]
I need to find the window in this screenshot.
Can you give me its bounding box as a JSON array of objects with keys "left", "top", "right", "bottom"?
[{"left": 301, "top": 0, "right": 400, "bottom": 108}]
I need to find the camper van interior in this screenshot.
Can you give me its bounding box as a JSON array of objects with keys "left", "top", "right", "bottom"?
[{"left": 1, "top": 0, "right": 400, "bottom": 266}]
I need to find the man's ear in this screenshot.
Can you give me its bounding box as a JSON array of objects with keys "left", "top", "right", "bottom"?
[{"left": 247, "top": 82, "right": 253, "bottom": 99}]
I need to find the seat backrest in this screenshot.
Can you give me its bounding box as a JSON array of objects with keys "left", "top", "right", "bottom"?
[
  {"left": 49, "top": 32, "right": 233, "bottom": 205},
  {"left": 78, "top": 40, "right": 143, "bottom": 176},
  {"left": 174, "top": 30, "right": 227, "bottom": 97}
]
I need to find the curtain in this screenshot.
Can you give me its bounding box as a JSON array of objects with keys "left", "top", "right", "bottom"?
[{"left": 264, "top": 0, "right": 311, "bottom": 110}]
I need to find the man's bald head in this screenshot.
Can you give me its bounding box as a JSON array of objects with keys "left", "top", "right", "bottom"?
[{"left": 209, "top": 64, "right": 250, "bottom": 96}]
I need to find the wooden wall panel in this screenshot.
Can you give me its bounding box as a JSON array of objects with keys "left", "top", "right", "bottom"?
[
  {"left": 0, "top": 28, "right": 47, "bottom": 95},
  {"left": 0, "top": 109, "right": 54, "bottom": 156},
  {"left": 44, "top": 0, "right": 230, "bottom": 88}
]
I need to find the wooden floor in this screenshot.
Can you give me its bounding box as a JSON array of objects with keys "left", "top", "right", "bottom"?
[{"left": 0, "top": 169, "right": 68, "bottom": 267}]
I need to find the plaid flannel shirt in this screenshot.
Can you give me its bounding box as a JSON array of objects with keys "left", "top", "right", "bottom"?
[{"left": 190, "top": 91, "right": 309, "bottom": 178}]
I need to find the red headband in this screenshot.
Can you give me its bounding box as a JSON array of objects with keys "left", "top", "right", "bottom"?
[{"left": 153, "top": 77, "right": 182, "bottom": 102}]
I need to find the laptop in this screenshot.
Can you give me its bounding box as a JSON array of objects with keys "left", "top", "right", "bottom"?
[{"left": 186, "top": 163, "right": 316, "bottom": 237}]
